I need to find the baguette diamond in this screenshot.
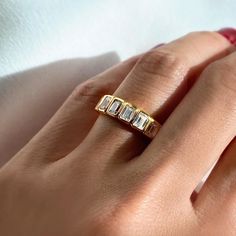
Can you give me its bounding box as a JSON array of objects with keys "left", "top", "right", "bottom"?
[
  {"left": 119, "top": 104, "right": 135, "bottom": 122},
  {"left": 107, "top": 99, "right": 123, "bottom": 116},
  {"left": 132, "top": 112, "right": 149, "bottom": 131},
  {"left": 145, "top": 121, "right": 160, "bottom": 138},
  {"left": 96, "top": 95, "right": 112, "bottom": 112}
]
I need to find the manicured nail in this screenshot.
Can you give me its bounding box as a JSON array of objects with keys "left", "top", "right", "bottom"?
[{"left": 218, "top": 28, "right": 236, "bottom": 45}]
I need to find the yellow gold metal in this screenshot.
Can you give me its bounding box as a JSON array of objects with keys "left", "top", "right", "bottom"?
[
  {"left": 106, "top": 97, "right": 124, "bottom": 117},
  {"left": 95, "top": 95, "right": 161, "bottom": 139},
  {"left": 95, "top": 95, "right": 113, "bottom": 113}
]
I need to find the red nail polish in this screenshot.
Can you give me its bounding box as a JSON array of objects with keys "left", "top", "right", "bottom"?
[{"left": 218, "top": 28, "right": 236, "bottom": 45}]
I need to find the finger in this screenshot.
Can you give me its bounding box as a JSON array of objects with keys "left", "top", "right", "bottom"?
[
  {"left": 77, "top": 31, "right": 232, "bottom": 163},
  {"left": 192, "top": 137, "right": 236, "bottom": 215},
  {"left": 141, "top": 50, "right": 236, "bottom": 198},
  {"left": 16, "top": 56, "right": 140, "bottom": 164},
  {"left": 0, "top": 54, "right": 119, "bottom": 166}
]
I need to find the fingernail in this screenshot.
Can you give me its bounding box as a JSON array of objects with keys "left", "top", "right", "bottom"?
[
  {"left": 218, "top": 28, "right": 236, "bottom": 45},
  {"left": 152, "top": 43, "right": 165, "bottom": 49}
]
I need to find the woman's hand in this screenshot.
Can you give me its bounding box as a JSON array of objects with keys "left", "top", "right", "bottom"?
[{"left": 1, "top": 31, "right": 236, "bottom": 236}]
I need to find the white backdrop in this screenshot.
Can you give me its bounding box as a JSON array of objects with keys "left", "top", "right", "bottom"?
[{"left": 0, "top": 0, "right": 236, "bottom": 76}]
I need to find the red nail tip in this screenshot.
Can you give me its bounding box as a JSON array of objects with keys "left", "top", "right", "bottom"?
[{"left": 218, "top": 28, "right": 236, "bottom": 45}]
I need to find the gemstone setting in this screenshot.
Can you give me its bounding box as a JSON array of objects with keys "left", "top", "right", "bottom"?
[
  {"left": 145, "top": 121, "right": 160, "bottom": 138},
  {"left": 107, "top": 99, "right": 123, "bottom": 116},
  {"left": 96, "top": 95, "right": 112, "bottom": 112},
  {"left": 95, "top": 94, "right": 161, "bottom": 139},
  {"left": 132, "top": 112, "right": 149, "bottom": 131},
  {"left": 119, "top": 104, "right": 136, "bottom": 122}
]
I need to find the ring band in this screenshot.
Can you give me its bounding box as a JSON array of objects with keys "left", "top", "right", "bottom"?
[{"left": 95, "top": 95, "right": 161, "bottom": 139}]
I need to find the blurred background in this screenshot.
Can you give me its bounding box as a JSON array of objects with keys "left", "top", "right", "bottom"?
[{"left": 0, "top": 0, "right": 236, "bottom": 76}]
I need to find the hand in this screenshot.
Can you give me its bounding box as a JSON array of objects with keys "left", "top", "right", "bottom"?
[{"left": 0, "top": 31, "right": 236, "bottom": 236}]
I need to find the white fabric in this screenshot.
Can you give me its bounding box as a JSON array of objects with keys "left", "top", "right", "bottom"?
[{"left": 1, "top": 0, "right": 236, "bottom": 76}]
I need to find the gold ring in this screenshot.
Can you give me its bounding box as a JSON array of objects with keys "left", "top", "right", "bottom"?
[{"left": 95, "top": 95, "right": 161, "bottom": 139}]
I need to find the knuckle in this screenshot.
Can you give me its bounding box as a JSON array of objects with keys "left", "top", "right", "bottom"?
[
  {"left": 204, "top": 60, "right": 236, "bottom": 94},
  {"left": 186, "top": 31, "right": 210, "bottom": 38},
  {"left": 186, "top": 31, "right": 211, "bottom": 39},
  {"left": 136, "top": 49, "right": 187, "bottom": 80},
  {"left": 71, "top": 78, "right": 111, "bottom": 104},
  {"left": 187, "top": 31, "right": 226, "bottom": 45}
]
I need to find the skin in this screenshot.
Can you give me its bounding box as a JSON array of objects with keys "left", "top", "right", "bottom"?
[
  {"left": 0, "top": 31, "right": 236, "bottom": 235},
  {"left": 0, "top": 53, "right": 120, "bottom": 166}
]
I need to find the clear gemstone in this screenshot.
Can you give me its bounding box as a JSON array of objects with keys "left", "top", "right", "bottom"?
[
  {"left": 119, "top": 105, "right": 135, "bottom": 122},
  {"left": 145, "top": 122, "right": 159, "bottom": 138},
  {"left": 132, "top": 112, "right": 149, "bottom": 130},
  {"left": 97, "top": 96, "right": 112, "bottom": 111},
  {"left": 107, "top": 99, "right": 122, "bottom": 115}
]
